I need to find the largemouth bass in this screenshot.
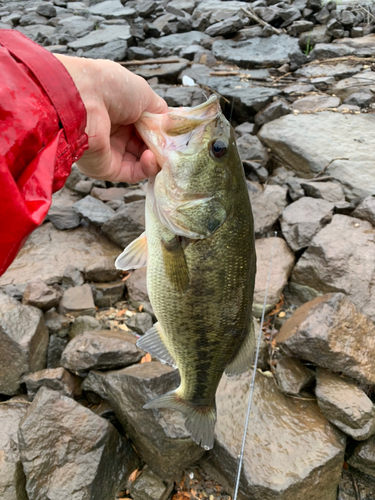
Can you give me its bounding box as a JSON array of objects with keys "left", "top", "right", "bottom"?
[{"left": 116, "top": 95, "right": 256, "bottom": 450}]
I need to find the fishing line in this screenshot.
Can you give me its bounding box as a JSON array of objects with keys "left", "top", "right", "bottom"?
[
  {"left": 229, "top": 98, "right": 235, "bottom": 124},
  {"left": 233, "top": 231, "right": 278, "bottom": 500}
]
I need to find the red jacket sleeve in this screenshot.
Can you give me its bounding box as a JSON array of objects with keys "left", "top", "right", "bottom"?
[{"left": 0, "top": 30, "right": 88, "bottom": 277}]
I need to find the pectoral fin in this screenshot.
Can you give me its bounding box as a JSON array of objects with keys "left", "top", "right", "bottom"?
[
  {"left": 161, "top": 236, "right": 190, "bottom": 294},
  {"left": 174, "top": 195, "right": 227, "bottom": 238},
  {"left": 136, "top": 322, "right": 176, "bottom": 368},
  {"left": 115, "top": 232, "right": 148, "bottom": 270},
  {"left": 225, "top": 318, "right": 256, "bottom": 377}
]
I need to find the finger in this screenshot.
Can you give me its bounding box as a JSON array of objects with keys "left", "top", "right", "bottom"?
[{"left": 109, "top": 149, "right": 160, "bottom": 184}]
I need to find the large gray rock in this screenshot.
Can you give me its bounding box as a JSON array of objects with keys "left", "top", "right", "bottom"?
[
  {"left": 280, "top": 197, "right": 334, "bottom": 252},
  {"left": 291, "top": 95, "right": 340, "bottom": 113},
  {"left": 0, "top": 400, "right": 29, "bottom": 500},
  {"left": 22, "top": 279, "right": 62, "bottom": 311},
  {"left": 67, "top": 25, "right": 132, "bottom": 50},
  {"left": 277, "top": 293, "right": 375, "bottom": 385},
  {"left": 129, "top": 467, "right": 173, "bottom": 500},
  {"left": 61, "top": 330, "right": 143, "bottom": 374},
  {"left": 56, "top": 16, "right": 95, "bottom": 37},
  {"left": 328, "top": 71, "right": 375, "bottom": 100},
  {"left": 315, "top": 369, "right": 375, "bottom": 440},
  {"left": 251, "top": 184, "right": 287, "bottom": 237},
  {"left": 0, "top": 223, "right": 121, "bottom": 287},
  {"left": 90, "top": 362, "right": 205, "bottom": 479},
  {"left": 194, "top": 0, "right": 248, "bottom": 21},
  {"left": 300, "top": 180, "right": 345, "bottom": 203},
  {"left": 24, "top": 367, "right": 79, "bottom": 401},
  {"left": 101, "top": 200, "right": 145, "bottom": 249},
  {"left": 59, "top": 284, "right": 96, "bottom": 318},
  {"left": 18, "top": 387, "right": 139, "bottom": 500},
  {"left": 348, "top": 436, "right": 375, "bottom": 478},
  {"left": 144, "top": 31, "right": 212, "bottom": 57},
  {"left": 258, "top": 112, "right": 375, "bottom": 199},
  {"left": 274, "top": 356, "right": 314, "bottom": 396},
  {"left": 352, "top": 195, "right": 375, "bottom": 226},
  {"left": 253, "top": 238, "right": 294, "bottom": 317},
  {"left": 0, "top": 293, "right": 49, "bottom": 395},
  {"left": 73, "top": 195, "right": 115, "bottom": 226},
  {"left": 290, "top": 215, "right": 375, "bottom": 322},
  {"left": 296, "top": 61, "right": 364, "bottom": 80},
  {"left": 203, "top": 370, "right": 346, "bottom": 500},
  {"left": 89, "top": 0, "right": 135, "bottom": 19}
]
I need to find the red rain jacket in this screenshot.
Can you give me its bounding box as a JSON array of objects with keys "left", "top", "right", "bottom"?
[{"left": 0, "top": 30, "right": 88, "bottom": 277}]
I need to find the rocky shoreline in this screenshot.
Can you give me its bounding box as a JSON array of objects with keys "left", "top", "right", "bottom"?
[{"left": 1, "top": 0, "right": 375, "bottom": 499}]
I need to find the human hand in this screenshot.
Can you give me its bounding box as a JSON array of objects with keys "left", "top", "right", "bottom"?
[{"left": 54, "top": 54, "right": 168, "bottom": 183}]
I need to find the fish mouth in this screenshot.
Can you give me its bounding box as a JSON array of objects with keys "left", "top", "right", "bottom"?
[{"left": 135, "top": 95, "right": 221, "bottom": 164}]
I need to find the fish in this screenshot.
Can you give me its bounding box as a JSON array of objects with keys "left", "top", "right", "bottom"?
[{"left": 115, "top": 95, "right": 256, "bottom": 450}]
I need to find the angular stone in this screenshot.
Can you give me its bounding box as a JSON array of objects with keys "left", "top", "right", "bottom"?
[
  {"left": 18, "top": 387, "right": 139, "bottom": 500},
  {"left": 81, "top": 370, "right": 108, "bottom": 400},
  {"left": 48, "top": 205, "right": 81, "bottom": 230},
  {"left": 82, "top": 40, "right": 128, "bottom": 62},
  {"left": 338, "top": 468, "right": 375, "bottom": 500},
  {"left": 73, "top": 195, "right": 114, "bottom": 226},
  {"left": 69, "top": 315, "right": 102, "bottom": 339},
  {"left": 126, "top": 267, "right": 152, "bottom": 312},
  {"left": 205, "top": 15, "right": 243, "bottom": 36},
  {"left": 90, "top": 187, "right": 128, "bottom": 202},
  {"left": 0, "top": 400, "right": 29, "bottom": 500},
  {"left": 344, "top": 92, "right": 374, "bottom": 108},
  {"left": 59, "top": 284, "right": 96, "bottom": 318},
  {"left": 92, "top": 281, "right": 125, "bottom": 308},
  {"left": 204, "top": 370, "right": 346, "bottom": 499},
  {"left": 61, "top": 330, "right": 143, "bottom": 374},
  {"left": 84, "top": 255, "right": 120, "bottom": 283},
  {"left": 352, "top": 195, "right": 375, "bottom": 226},
  {"left": 101, "top": 200, "right": 145, "bottom": 249},
  {"left": 292, "top": 95, "right": 340, "bottom": 113},
  {"left": 315, "top": 369, "right": 375, "bottom": 440},
  {"left": 125, "top": 312, "right": 153, "bottom": 335},
  {"left": 237, "top": 133, "right": 269, "bottom": 167},
  {"left": 194, "top": 0, "right": 248, "bottom": 22},
  {"left": 276, "top": 293, "right": 375, "bottom": 385},
  {"left": 144, "top": 31, "right": 212, "bottom": 57},
  {"left": 163, "top": 86, "right": 206, "bottom": 108},
  {"left": 44, "top": 309, "right": 70, "bottom": 337},
  {"left": 328, "top": 71, "right": 375, "bottom": 100},
  {"left": 253, "top": 237, "right": 295, "bottom": 317},
  {"left": 95, "top": 362, "right": 204, "bottom": 479},
  {"left": 131, "top": 58, "right": 189, "bottom": 83},
  {"left": 130, "top": 467, "right": 173, "bottom": 500},
  {"left": 62, "top": 265, "right": 84, "bottom": 289},
  {"left": 0, "top": 223, "right": 121, "bottom": 287},
  {"left": 300, "top": 180, "right": 345, "bottom": 203},
  {"left": 22, "top": 279, "right": 62, "bottom": 311},
  {"left": 89, "top": 0, "right": 135, "bottom": 19},
  {"left": 212, "top": 34, "right": 301, "bottom": 68},
  {"left": 56, "top": 15, "right": 95, "bottom": 38},
  {"left": 47, "top": 334, "right": 69, "bottom": 369},
  {"left": 274, "top": 356, "right": 315, "bottom": 396},
  {"left": 0, "top": 293, "right": 48, "bottom": 395},
  {"left": 280, "top": 197, "right": 334, "bottom": 252},
  {"left": 348, "top": 436, "right": 375, "bottom": 478},
  {"left": 127, "top": 46, "right": 154, "bottom": 60},
  {"left": 291, "top": 215, "right": 375, "bottom": 321},
  {"left": 67, "top": 25, "right": 132, "bottom": 50},
  {"left": 24, "top": 367, "right": 79, "bottom": 401},
  {"left": 310, "top": 42, "right": 355, "bottom": 60},
  {"left": 251, "top": 185, "right": 288, "bottom": 238},
  {"left": 254, "top": 99, "right": 290, "bottom": 129}
]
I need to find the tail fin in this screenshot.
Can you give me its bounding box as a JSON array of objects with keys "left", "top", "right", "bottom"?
[{"left": 144, "top": 391, "right": 216, "bottom": 450}]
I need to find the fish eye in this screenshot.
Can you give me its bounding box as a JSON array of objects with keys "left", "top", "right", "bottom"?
[{"left": 210, "top": 140, "right": 228, "bottom": 159}]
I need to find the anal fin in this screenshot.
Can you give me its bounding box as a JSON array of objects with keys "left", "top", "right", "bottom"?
[
  {"left": 225, "top": 318, "right": 256, "bottom": 377},
  {"left": 136, "top": 322, "right": 176, "bottom": 368},
  {"left": 115, "top": 231, "right": 148, "bottom": 271}
]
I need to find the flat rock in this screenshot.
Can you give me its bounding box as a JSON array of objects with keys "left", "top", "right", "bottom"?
[
  {"left": 328, "top": 71, "right": 375, "bottom": 100},
  {"left": 84, "top": 255, "right": 121, "bottom": 283},
  {"left": 290, "top": 215, "right": 375, "bottom": 321},
  {"left": 204, "top": 370, "right": 346, "bottom": 499},
  {"left": 205, "top": 15, "right": 243, "bottom": 36},
  {"left": 251, "top": 185, "right": 288, "bottom": 237},
  {"left": 296, "top": 61, "right": 363, "bottom": 79},
  {"left": 274, "top": 356, "right": 314, "bottom": 395},
  {"left": 18, "top": 387, "right": 139, "bottom": 500},
  {"left": 348, "top": 436, "right": 375, "bottom": 478},
  {"left": 276, "top": 293, "right": 375, "bottom": 385},
  {"left": 69, "top": 315, "right": 102, "bottom": 339},
  {"left": 59, "top": 284, "right": 96, "bottom": 318},
  {"left": 0, "top": 400, "right": 29, "bottom": 500},
  {"left": 144, "top": 31, "right": 212, "bottom": 57},
  {"left": 44, "top": 310, "right": 70, "bottom": 337},
  {"left": 0, "top": 223, "right": 121, "bottom": 287},
  {"left": 212, "top": 35, "right": 301, "bottom": 68},
  {"left": 22, "top": 279, "right": 62, "bottom": 311},
  {"left": 101, "top": 200, "right": 145, "bottom": 249},
  {"left": 300, "top": 180, "right": 345, "bottom": 202},
  {"left": 194, "top": 0, "right": 248, "bottom": 21},
  {"left": 93, "top": 281, "right": 125, "bottom": 308},
  {"left": 0, "top": 293, "right": 48, "bottom": 395},
  {"left": 24, "top": 367, "right": 79, "bottom": 400},
  {"left": 132, "top": 58, "right": 189, "bottom": 83},
  {"left": 82, "top": 40, "right": 128, "bottom": 62},
  {"left": 237, "top": 133, "right": 269, "bottom": 167},
  {"left": 315, "top": 369, "right": 375, "bottom": 440},
  {"left": 258, "top": 112, "right": 375, "bottom": 198},
  {"left": 67, "top": 25, "right": 132, "bottom": 50},
  {"left": 61, "top": 330, "right": 143, "bottom": 374},
  {"left": 254, "top": 99, "right": 291, "bottom": 129},
  {"left": 130, "top": 467, "right": 173, "bottom": 500},
  {"left": 56, "top": 15, "right": 95, "bottom": 37},
  {"left": 89, "top": 0, "right": 135, "bottom": 19},
  {"left": 352, "top": 195, "right": 375, "bottom": 226},
  {"left": 309, "top": 43, "right": 355, "bottom": 60},
  {"left": 280, "top": 197, "right": 334, "bottom": 252},
  {"left": 292, "top": 95, "right": 340, "bottom": 112},
  {"left": 253, "top": 237, "right": 295, "bottom": 317},
  {"left": 125, "top": 312, "right": 153, "bottom": 335},
  {"left": 73, "top": 195, "right": 114, "bottom": 226},
  {"left": 90, "top": 187, "right": 128, "bottom": 202},
  {"left": 48, "top": 205, "right": 81, "bottom": 230},
  {"left": 163, "top": 86, "right": 207, "bottom": 108}
]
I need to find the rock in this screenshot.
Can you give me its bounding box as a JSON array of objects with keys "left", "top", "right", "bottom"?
[
  {"left": 127, "top": 46, "right": 154, "bottom": 60},
  {"left": 254, "top": 99, "right": 290, "bottom": 129},
  {"left": 328, "top": 71, "right": 375, "bottom": 100},
  {"left": 310, "top": 42, "right": 355, "bottom": 60},
  {"left": 24, "top": 367, "right": 79, "bottom": 401},
  {"left": 348, "top": 436, "right": 375, "bottom": 478},
  {"left": 274, "top": 356, "right": 314, "bottom": 395},
  {"left": 81, "top": 370, "right": 108, "bottom": 400},
  {"left": 290, "top": 215, "right": 375, "bottom": 322},
  {"left": 0, "top": 400, "right": 29, "bottom": 500},
  {"left": 205, "top": 15, "right": 243, "bottom": 36},
  {"left": 203, "top": 370, "right": 346, "bottom": 499},
  {"left": 296, "top": 61, "right": 363, "bottom": 79},
  {"left": 344, "top": 92, "right": 374, "bottom": 108},
  {"left": 338, "top": 468, "right": 375, "bottom": 500},
  {"left": 258, "top": 112, "right": 375, "bottom": 199},
  {"left": 56, "top": 16, "right": 95, "bottom": 38},
  {"left": 92, "top": 281, "right": 125, "bottom": 308},
  {"left": 288, "top": 19, "right": 314, "bottom": 35},
  {"left": 22, "top": 279, "right": 62, "bottom": 311},
  {"left": 90, "top": 187, "right": 127, "bottom": 202},
  {"left": 251, "top": 185, "right": 287, "bottom": 237},
  {"left": 298, "top": 24, "right": 331, "bottom": 50},
  {"left": 73, "top": 179, "right": 94, "bottom": 195},
  {"left": 276, "top": 293, "right": 375, "bottom": 386},
  {"left": 96, "top": 362, "right": 205, "bottom": 479},
  {"left": 101, "top": 200, "right": 145, "bottom": 249},
  {"left": 132, "top": 58, "right": 189, "bottom": 83},
  {"left": 212, "top": 34, "right": 301, "bottom": 68},
  {"left": 292, "top": 95, "right": 340, "bottom": 113},
  {"left": 163, "top": 86, "right": 206, "bottom": 107},
  {"left": 44, "top": 309, "right": 70, "bottom": 337},
  {"left": 59, "top": 284, "right": 96, "bottom": 318},
  {"left": 69, "top": 315, "right": 102, "bottom": 339},
  {"left": 84, "top": 256, "right": 121, "bottom": 283},
  {"left": 126, "top": 267, "right": 152, "bottom": 312},
  {"left": 253, "top": 237, "right": 294, "bottom": 317},
  {"left": 18, "top": 387, "right": 139, "bottom": 500},
  {"left": 47, "top": 334, "right": 69, "bottom": 369},
  {"left": 236, "top": 133, "right": 269, "bottom": 167},
  {"left": 130, "top": 467, "right": 173, "bottom": 500},
  {"left": 82, "top": 39, "right": 128, "bottom": 61},
  {"left": 280, "top": 197, "right": 334, "bottom": 252},
  {"left": 0, "top": 223, "right": 121, "bottom": 287},
  {"left": 235, "top": 122, "right": 254, "bottom": 136},
  {"left": 352, "top": 196, "right": 375, "bottom": 226},
  {"left": 73, "top": 195, "right": 114, "bottom": 226},
  {"left": 48, "top": 205, "right": 81, "bottom": 230},
  {"left": 144, "top": 31, "right": 212, "bottom": 57},
  {"left": 3, "top": 283, "right": 27, "bottom": 301},
  {"left": 61, "top": 330, "right": 143, "bottom": 374},
  {"left": 136, "top": 0, "right": 156, "bottom": 17},
  {"left": 315, "top": 369, "right": 375, "bottom": 441},
  {"left": 89, "top": 0, "right": 135, "bottom": 19},
  {"left": 62, "top": 265, "right": 84, "bottom": 288},
  {"left": 300, "top": 180, "right": 345, "bottom": 202},
  {"left": 283, "top": 83, "right": 315, "bottom": 95},
  {"left": 0, "top": 293, "right": 48, "bottom": 395},
  {"left": 67, "top": 25, "right": 132, "bottom": 50},
  {"left": 125, "top": 312, "right": 153, "bottom": 335},
  {"left": 36, "top": 3, "right": 57, "bottom": 18},
  {"left": 311, "top": 75, "right": 335, "bottom": 91}
]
